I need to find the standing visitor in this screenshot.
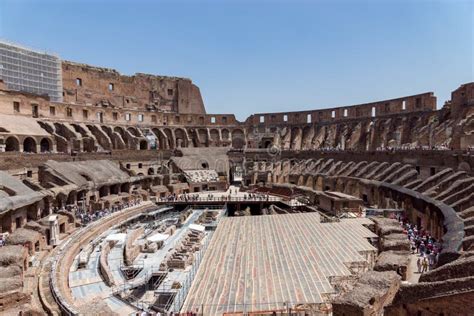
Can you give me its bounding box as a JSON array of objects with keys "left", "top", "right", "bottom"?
[{"left": 421, "top": 257, "right": 429, "bottom": 273}]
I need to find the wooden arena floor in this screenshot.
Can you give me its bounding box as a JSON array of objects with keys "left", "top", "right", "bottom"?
[{"left": 182, "top": 213, "right": 377, "bottom": 315}]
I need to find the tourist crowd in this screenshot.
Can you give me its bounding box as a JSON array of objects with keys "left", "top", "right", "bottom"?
[
  {"left": 397, "top": 214, "right": 442, "bottom": 273},
  {"left": 159, "top": 192, "right": 271, "bottom": 203},
  {"left": 51, "top": 198, "right": 142, "bottom": 225},
  {"left": 138, "top": 311, "right": 200, "bottom": 316},
  {"left": 376, "top": 145, "right": 451, "bottom": 152},
  {"left": 316, "top": 145, "right": 456, "bottom": 152}
]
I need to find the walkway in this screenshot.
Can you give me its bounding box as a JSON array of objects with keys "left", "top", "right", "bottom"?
[
  {"left": 68, "top": 242, "right": 136, "bottom": 314},
  {"left": 63, "top": 202, "right": 156, "bottom": 314},
  {"left": 405, "top": 253, "right": 422, "bottom": 284},
  {"left": 158, "top": 186, "right": 305, "bottom": 207}
]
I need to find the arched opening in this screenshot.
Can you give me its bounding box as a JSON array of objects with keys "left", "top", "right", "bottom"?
[
  {"left": 152, "top": 128, "right": 167, "bottom": 150},
  {"left": 148, "top": 168, "right": 155, "bottom": 175},
  {"left": 5, "top": 136, "right": 20, "bottom": 152},
  {"left": 290, "top": 127, "right": 302, "bottom": 150},
  {"left": 121, "top": 183, "right": 130, "bottom": 193},
  {"left": 23, "top": 137, "right": 37, "bottom": 153},
  {"left": 198, "top": 129, "right": 209, "bottom": 146},
  {"left": 114, "top": 126, "right": 129, "bottom": 146},
  {"left": 55, "top": 194, "right": 66, "bottom": 209},
  {"left": 175, "top": 128, "right": 188, "bottom": 148},
  {"left": 127, "top": 127, "right": 141, "bottom": 137},
  {"left": 110, "top": 184, "right": 120, "bottom": 195},
  {"left": 221, "top": 129, "right": 230, "bottom": 141},
  {"left": 67, "top": 191, "right": 77, "bottom": 205},
  {"left": 232, "top": 129, "right": 245, "bottom": 149},
  {"left": 209, "top": 129, "right": 219, "bottom": 145},
  {"left": 188, "top": 129, "right": 199, "bottom": 147},
  {"left": 201, "top": 161, "right": 209, "bottom": 169},
  {"left": 139, "top": 140, "right": 148, "bottom": 150},
  {"left": 99, "top": 186, "right": 109, "bottom": 198},
  {"left": 40, "top": 138, "right": 51, "bottom": 152},
  {"left": 163, "top": 128, "right": 174, "bottom": 149}
]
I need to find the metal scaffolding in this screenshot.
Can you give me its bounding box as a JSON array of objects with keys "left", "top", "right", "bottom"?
[{"left": 0, "top": 40, "right": 63, "bottom": 102}]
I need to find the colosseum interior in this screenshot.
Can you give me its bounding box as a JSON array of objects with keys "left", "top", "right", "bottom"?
[{"left": 0, "top": 40, "right": 473, "bottom": 316}]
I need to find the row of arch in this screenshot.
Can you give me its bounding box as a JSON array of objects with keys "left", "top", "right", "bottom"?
[
  {"left": 4, "top": 136, "right": 53, "bottom": 153},
  {"left": 255, "top": 114, "right": 443, "bottom": 151},
  {"left": 2, "top": 126, "right": 247, "bottom": 154},
  {"left": 150, "top": 127, "right": 246, "bottom": 149}
]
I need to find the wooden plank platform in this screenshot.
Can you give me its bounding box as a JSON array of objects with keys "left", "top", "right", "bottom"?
[{"left": 182, "top": 213, "right": 377, "bottom": 315}]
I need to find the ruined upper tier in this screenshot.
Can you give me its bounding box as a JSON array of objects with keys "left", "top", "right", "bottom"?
[{"left": 61, "top": 61, "right": 206, "bottom": 114}]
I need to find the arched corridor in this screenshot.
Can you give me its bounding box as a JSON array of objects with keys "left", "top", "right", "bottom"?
[
  {"left": 139, "top": 140, "right": 148, "bottom": 150},
  {"left": 5, "top": 136, "right": 20, "bottom": 152},
  {"left": 40, "top": 138, "right": 52, "bottom": 152},
  {"left": 23, "top": 137, "right": 37, "bottom": 153}
]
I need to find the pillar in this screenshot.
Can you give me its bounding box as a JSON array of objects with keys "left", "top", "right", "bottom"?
[{"left": 48, "top": 215, "right": 60, "bottom": 246}]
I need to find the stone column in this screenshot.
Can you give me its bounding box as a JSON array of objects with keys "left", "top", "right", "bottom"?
[{"left": 48, "top": 215, "right": 60, "bottom": 246}]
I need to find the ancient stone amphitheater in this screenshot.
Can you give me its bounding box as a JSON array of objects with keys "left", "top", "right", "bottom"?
[{"left": 0, "top": 41, "right": 473, "bottom": 315}]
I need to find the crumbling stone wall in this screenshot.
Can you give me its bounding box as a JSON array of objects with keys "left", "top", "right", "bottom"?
[
  {"left": 332, "top": 271, "right": 401, "bottom": 316},
  {"left": 62, "top": 61, "right": 206, "bottom": 114},
  {"left": 124, "top": 226, "right": 145, "bottom": 266},
  {"left": 385, "top": 276, "right": 474, "bottom": 316},
  {"left": 99, "top": 241, "right": 114, "bottom": 287}
]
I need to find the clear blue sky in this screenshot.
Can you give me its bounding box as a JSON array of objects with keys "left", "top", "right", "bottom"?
[{"left": 0, "top": 0, "right": 472, "bottom": 120}]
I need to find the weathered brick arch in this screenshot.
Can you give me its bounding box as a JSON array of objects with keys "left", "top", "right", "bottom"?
[
  {"left": 314, "top": 175, "right": 325, "bottom": 191},
  {"left": 5, "top": 135, "right": 20, "bottom": 151},
  {"left": 187, "top": 128, "right": 199, "bottom": 147},
  {"left": 163, "top": 128, "right": 175, "bottom": 149},
  {"left": 290, "top": 127, "right": 302, "bottom": 150},
  {"left": 127, "top": 126, "right": 141, "bottom": 138},
  {"left": 305, "top": 175, "right": 314, "bottom": 188},
  {"left": 334, "top": 177, "right": 345, "bottom": 192},
  {"left": 231, "top": 129, "right": 245, "bottom": 149},
  {"left": 151, "top": 128, "right": 167, "bottom": 149},
  {"left": 23, "top": 136, "right": 37, "bottom": 153},
  {"left": 301, "top": 125, "right": 313, "bottom": 149},
  {"left": 87, "top": 124, "right": 112, "bottom": 151},
  {"left": 209, "top": 128, "right": 220, "bottom": 145},
  {"left": 297, "top": 174, "right": 305, "bottom": 186},
  {"left": 40, "top": 137, "right": 53, "bottom": 152},
  {"left": 197, "top": 128, "right": 208, "bottom": 147},
  {"left": 102, "top": 125, "right": 125, "bottom": 150},
  {"left": 113, "top": 126, "right": 129, "bottom": 146},
  {"left": 221, "top": 128, "right": 230, "bottom": 142},
  {"left": 174, "top": 128, "right": 188, "bottom": 148}
]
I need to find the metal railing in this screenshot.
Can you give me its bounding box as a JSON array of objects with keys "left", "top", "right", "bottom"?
[
  {"left": 180, "top": 300, "right": 332, "bottom": 315},
  {"left": 158, "top": 196, "right": 306, "bottom": 207}
]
